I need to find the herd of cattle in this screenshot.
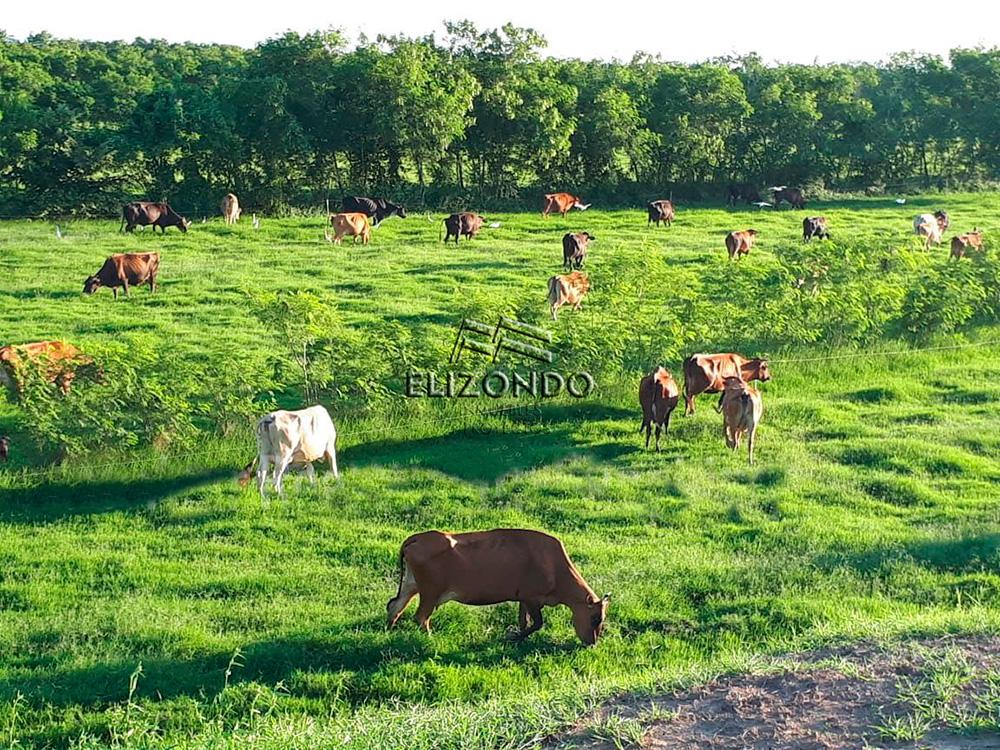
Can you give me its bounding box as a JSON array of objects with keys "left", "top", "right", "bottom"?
[{"left": 0, "top": 187, "right": 990, "bottom": 644}]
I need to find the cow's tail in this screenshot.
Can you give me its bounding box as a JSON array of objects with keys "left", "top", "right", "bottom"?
[
  {"left": 394, "top": 542, "right": 407, "bottom": 598},
  {"left": 119, "top": 210, "right": 127, "bottom": 233},
  {"left": 547, "top": 276, "right": 561, "bottom": 316}
]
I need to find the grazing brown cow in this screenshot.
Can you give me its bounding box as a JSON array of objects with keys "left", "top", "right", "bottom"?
[
  {"left": 327, "top": 212, "right": 371, "bottom": 245},
  {"left": 562, "top": 232, "right": 594, "bottom": 270},
  {"left": 443, "top": 212, "right": 484, "bottom": 244},
  {"left": 542, "top": 192, "right": 591, "bottom": 219},
  {"left": 802, "top": 216, "right": 829, "bottom": 241},
  {"left": 647, "top": 200, "right": 675, "bottom": 227},
  {"left": 547, "top": 271, "right": 590, "bottom": 320},
  {"left": 682, "top": 352, "right": 771, "bottom": 416},
  {"left": 639, "top": 366, "right": 679, "bottom": 451},
  {"left": 950, "top": 229, "right": 983, "bottom": 260},
  {"left": 0, "top": 341, "right": 91, "bottom": 395},
  {"left": 720, "top": 376, "right": 763, "bottom": 465},
  {"left": 725, "top": 229, "right": 758, "bottom": 260},
  {"left": 221, "top": 193, "right": 241, "bottom": 225},
  {"left": 386, "top": 528, "right": 610, "bottom": 644},
  {"left": 120, "top": 201, "right": 190, "bottom": 233},
  {"left": 773, "top": 187, "right": 805, "bottom": 209},
  {"left": 83, "top": 252, "right": 160, "bottom": 300},
  {"left": 0, "top": 436, "right": 9, "bottom": 462}
]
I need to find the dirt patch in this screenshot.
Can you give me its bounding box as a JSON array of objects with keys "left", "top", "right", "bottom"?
[{"left": 549, "top": 636, "right": 1000, "bottom": 750}]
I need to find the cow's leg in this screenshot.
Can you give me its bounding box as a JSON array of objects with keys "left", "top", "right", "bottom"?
[
  {"left": 684, "top": 392, "right": 696, "bottom": 416},
  {"left": 748, "top": 425, "right": 757, "bottom": 465},
  {"left": 122, "top": 279, "right": 130, "bottom": 297},
  {"left": 273, "top": 453, "right": 294, "bottom": 497},
  {"left": 304, "top": 462, "right": 317, "bottom": 485},
  {"left": 324, "top": 445, "right": 339, "bottom": 479},
  {"left": 112, "top": 287, "right": 119, "bottom": 301},
  {"left": 414, "top": 596, "right": 437, "bottom": 634},
  {"left": 149, "top": 275, "right": 156, "bottom": 294},
  {"left": 715, "top": 391, "right": 725, "bottom": 413},
  {"left": 654, "top": 424, "right": 662, "bottom": 452},
  {"left": 257, "top": 456, "right": 270, "bottom": 498},
  {"left": 387, "top": 562, "right": 419, "bottom": 628},
  {"left": 642, "top": 420, "right": 651, "bottom": 449},
  {"left": 521, "top": 603, "right": 544, "bottom": 638}
]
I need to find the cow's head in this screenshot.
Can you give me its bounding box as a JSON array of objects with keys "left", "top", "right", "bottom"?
[
  {"left": 581, "top": 232, "right": 595, "bottom": 242},
  {"left": 747, "top": 229, "right": 759, "bottom": 238},
  {"left": 573, "top": 593, "right": 610, "bottom": 645},
  {"left": 83, "top": 275, "right": 102, "bottom": 295},
  {"left": 935, "top": 210, "right": 950, "bottom": 231},
  {"left": 180, "top": 218, "right": 191, "bottom": 233},
  {"left": 390, "top": 202, "right": 407, "bottom": 219},
  {"left": 573, "top": 200, "right": 591, "bottom": 211},
  {"left": 753, "top": 359, "right": 771, "bottom": 382}
]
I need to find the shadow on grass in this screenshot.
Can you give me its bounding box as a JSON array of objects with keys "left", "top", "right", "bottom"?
[
  {"left": 345, "top": 424, "right": 631, "bottom": 484},
  {"left": 815, "top": 532, "right": 1000, "bottom": 575},
  {"left": 0, "top": 468, "right": 232, "bottom": 522}
]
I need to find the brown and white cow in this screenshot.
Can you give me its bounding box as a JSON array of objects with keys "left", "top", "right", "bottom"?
[
  {"left": 950, "top": 229, "right": 983, "bottom": 260},
  {"left": 720, "top": 376, "right": 763, "bottom": 465},
  {"left": 682, "top": 353, "right": 771, "bottom": 416},
  {"left": 725, "top": 229, "right": 758, "bottom": 260},
  {"left": 647, "top": 200, "right": 675, "bottom": 227},
  {"left": 547, "top": 271, "right": 590, "bottom": 320},
  {"left": 802, "top": 216, "right": 829, "bottom": 241},
  {"left": 386, "top": 528, "right": 610, "bottom": 644},
  {"left": 0, "top": 341, "right": 92, "bottom": 395},
  {"left": 639, "top": 366, "right": 679, "bottom": 451},
  {"left": 443, "top": 212, "right": 484, "bottom": 244},
  {"left": 327, "top": 212, "right": 371, "bottom": 245},
  {"left": 542, "top": 192, "right": 591, "bottom": 219},
  {"left": 221, "top": 193, "right": 241, "bottom": 225},
  {"left": 772, "top": 187, "right": 805, "bottom": 209},
  {"left": 83, "top": 253, "right": 159, "bottom": 300}
]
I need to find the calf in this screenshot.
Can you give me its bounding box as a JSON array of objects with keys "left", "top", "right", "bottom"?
[
  {"left": 250, "top": 405, "right": 339, "bottom": 498},
  {"left": 725, "top": 229, "right": 758, "bottom": 260},
  {"left": 950, "top": 229, "right": 984, "bottom": 260},
  {"left": 647, "top": 200, "right": 675, "bottom": 227},
  {"left": 221, "top": 193, "right": 241, "bottom": 225},
  {"left": 328, "top": 212, "right": 371, "bottom": 245},
  {"left": 683, "top": 352, "right": 771, "bottom": 415},
  {"left": 639, "top": 366, "right": 679, "bottom": 451},
  {"left": 0, "top": 341, "right": 91, "bottom": 395},
  {"left": 443, "top": 212, "right": 484, "bottom": 244},
  {"left": 386, "top": 528, "right": 610, "bottom": 644},
  {"left": 548, "top": 271, "right": 589, "bottom": 320},
  {"left": 720, "top": 376, "right": 763, "bottom": 465},
  {"left": 802, "top": 216, "right": 830, "bottom": 241},
  {"left": 562, "top": 232, "right": 594, "bottom": 270},
  {"left": 542, "top": 192, "right": 591, "bottom": 219},
  {"left": 83, "top": 253, "right": 160, "bottom": 299}
]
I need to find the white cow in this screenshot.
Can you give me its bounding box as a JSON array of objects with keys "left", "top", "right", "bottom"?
[
  {"left": 913, "top": 212, "right": 945, "bottom": 249},
  {"left": 221, "top": 193, "right": 241, "bottom": 225},
  {"left": 253, "top": 405, "right": 339, "bottom": 497}
]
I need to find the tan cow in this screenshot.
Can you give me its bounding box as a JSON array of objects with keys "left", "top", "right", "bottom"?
[
  {"left": 682, "top": 353, "right": 771, "bottom": 416},
  {"left": 221, "top": 193, "right": 241, "bottom": 225},
  {"left": 725, "top": 229, "right": 758, "bottom": 260},
  {"left": 542, "top": 192, "right": 591, "bottom": 219},
  {"left": 0, "top": 341, "right": 91, "bottom": 395},
  {"left": 547, "top": 271, "right": 590, "bottom": 320},
  {"left": 386, "top": 528, "right": 610, "bottom": 644},
  {"left": 950, "top": 229, "right": 983, "bottom": 260},
  {"left": 327, "top": 212, "right": 371, "bottom": 245},
  {"left": 639, "top": 366, "right": 679, "bottom": 451},
  {"left": 720, "top": 376, "right": 763, "bottom": 465}
]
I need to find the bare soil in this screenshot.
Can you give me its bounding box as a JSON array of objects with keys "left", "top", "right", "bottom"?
[{"left": 549, "top": 637, "right": 1000, "bottom": 750}]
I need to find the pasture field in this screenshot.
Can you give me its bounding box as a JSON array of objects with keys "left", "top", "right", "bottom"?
[{"left": 0, "top": 196, "right": 999, "bottom": 748}]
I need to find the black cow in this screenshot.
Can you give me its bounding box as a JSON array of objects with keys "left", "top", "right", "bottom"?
[
  {"left": 444, "top": 212, "right": 484, "bottom": 244},
  {"left": 562, "top": 232, "right": 594, "bottom": 270},
  {"left": 726, "top": 183, "right": 762, "bottom": 206},
  {"left": 802, "top": 216, "right": 830, "bottom": 241},
  {"left": 120, "top": 202, "right": 191, "bottom": 233},
  {"left": 341, "top": 196, "right": 407, "bottom": 227}
]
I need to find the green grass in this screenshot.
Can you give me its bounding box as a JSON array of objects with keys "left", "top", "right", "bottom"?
[{"left": 0, "top": 196, "right": 999, "bottom": 748}]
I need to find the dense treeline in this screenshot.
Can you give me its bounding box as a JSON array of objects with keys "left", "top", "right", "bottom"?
[{"left": 1, "top": 24, "right": 999, "bottom": 215}]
